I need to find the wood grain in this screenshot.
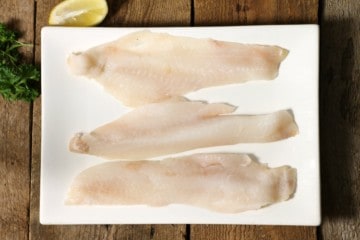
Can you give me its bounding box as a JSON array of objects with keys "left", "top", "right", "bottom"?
[
  {"left": 194, "top": 0, "right": 318, "bottom": 25},
  {"left": 30, "top": 0, "right": 189, "bottom": 239},
  {"left": 103, "top": 0, "right": 191, "bottom": 26},
  {"left": 319, "top": 0, "right": 360, "bottom": 239},
  {"left": 0, "top": 101, "right": 31, "bottom": 240},
  {"left": 191, "top": 0, "right": 318, "bottom": 239},
  {"left": 0, "top": 1, "right": 34, "bottom": 239},
  {"left": 1, "top": 0, "right": 338, "bottom": 239},
  {"left": 190, "top": 225, "right": 317, "bottom": 240}
]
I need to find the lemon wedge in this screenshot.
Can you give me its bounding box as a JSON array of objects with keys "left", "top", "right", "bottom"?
[{"left": 48, "top": 0, "right": 108, "bottom": 26}]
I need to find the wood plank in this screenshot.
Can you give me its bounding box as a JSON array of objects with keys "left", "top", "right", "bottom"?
[
  {"left": 319, "top": 0, "right": 360, "bottom": 239},
  {"left": 192, "top": 0, "right": 318, "bottom": 239},
  {"left": 190, "top": 225, "right": 317, "bottom": 240},
  {"left": 0, "top": 1, "right": 34, "bottom": 239},
  {"left": 30, "top": 0, "right": 189, "bottom": 239},
  {"left": 104, "top": 0, "right": 191, "bottom": 26},
  {"left": 194, "top": 0, "right": 318, "bottom": 25}
]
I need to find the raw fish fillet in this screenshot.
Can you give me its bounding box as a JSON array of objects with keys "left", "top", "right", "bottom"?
[
  {"left": 65, "top": 153, "right": 297, "bottom": 213},
  {"left": 69, "top": 99, "right": 298, "bottom": 160},
  {"left": 67, "top": 30, "right": 289, "bottom": 106}
]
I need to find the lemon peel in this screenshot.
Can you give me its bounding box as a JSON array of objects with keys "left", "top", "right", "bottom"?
[{"left": 49, "top": 0, "right": 108, "bottom": 26}]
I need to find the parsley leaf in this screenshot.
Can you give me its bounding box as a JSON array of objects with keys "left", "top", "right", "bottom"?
[{"left": 0, "top": 23, "right": 40, "bottom": 102}]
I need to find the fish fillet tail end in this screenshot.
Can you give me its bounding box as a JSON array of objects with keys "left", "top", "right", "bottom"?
[
  {"left": 69, "top": 133, "right": 89, "bottom": 153},
  {"left": 67, "top": 52, "right": 93, "bottom": 76},
  {"left": 65, "top": 185, "right": 85, "bottom": 205},
  {"left": 281, "top": 167, "right": 297, "bottom": 201},
  {"left": 284, "top": 120, "right": 299, "bottom": 139},
  {"left": 275, "top": 111, "right": 299, "bottom": 140},
  {"left": 279, "top": 48, "right": 289, "bottom": 61}
]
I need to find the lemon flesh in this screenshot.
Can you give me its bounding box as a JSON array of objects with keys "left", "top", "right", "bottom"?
[{"left": 49, "top": 0, "right": 108, "bottom": 26}]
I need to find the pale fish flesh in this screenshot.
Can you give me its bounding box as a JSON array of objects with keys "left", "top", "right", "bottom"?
[
  {"left": 69, "top": 99, "right": 298, "bottom": 160},
  {"left": 67, "top": 30, "right": 289, "bottom": 106},
  {"left": 65, "top": 153, "right": 297, "bottom": 213}
]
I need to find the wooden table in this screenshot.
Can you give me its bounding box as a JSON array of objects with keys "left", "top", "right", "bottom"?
[{"left": 1, "top": 0, "right": 359, "bottom": 239}]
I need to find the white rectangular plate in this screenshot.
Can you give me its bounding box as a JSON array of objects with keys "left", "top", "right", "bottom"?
[{"left": 41, "top": 25, "right": 320, "bottom": 225}]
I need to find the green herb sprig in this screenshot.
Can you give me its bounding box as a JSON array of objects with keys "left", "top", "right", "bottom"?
[{"left": 0, "top": 23, "right": 40, "bottom": 102}]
